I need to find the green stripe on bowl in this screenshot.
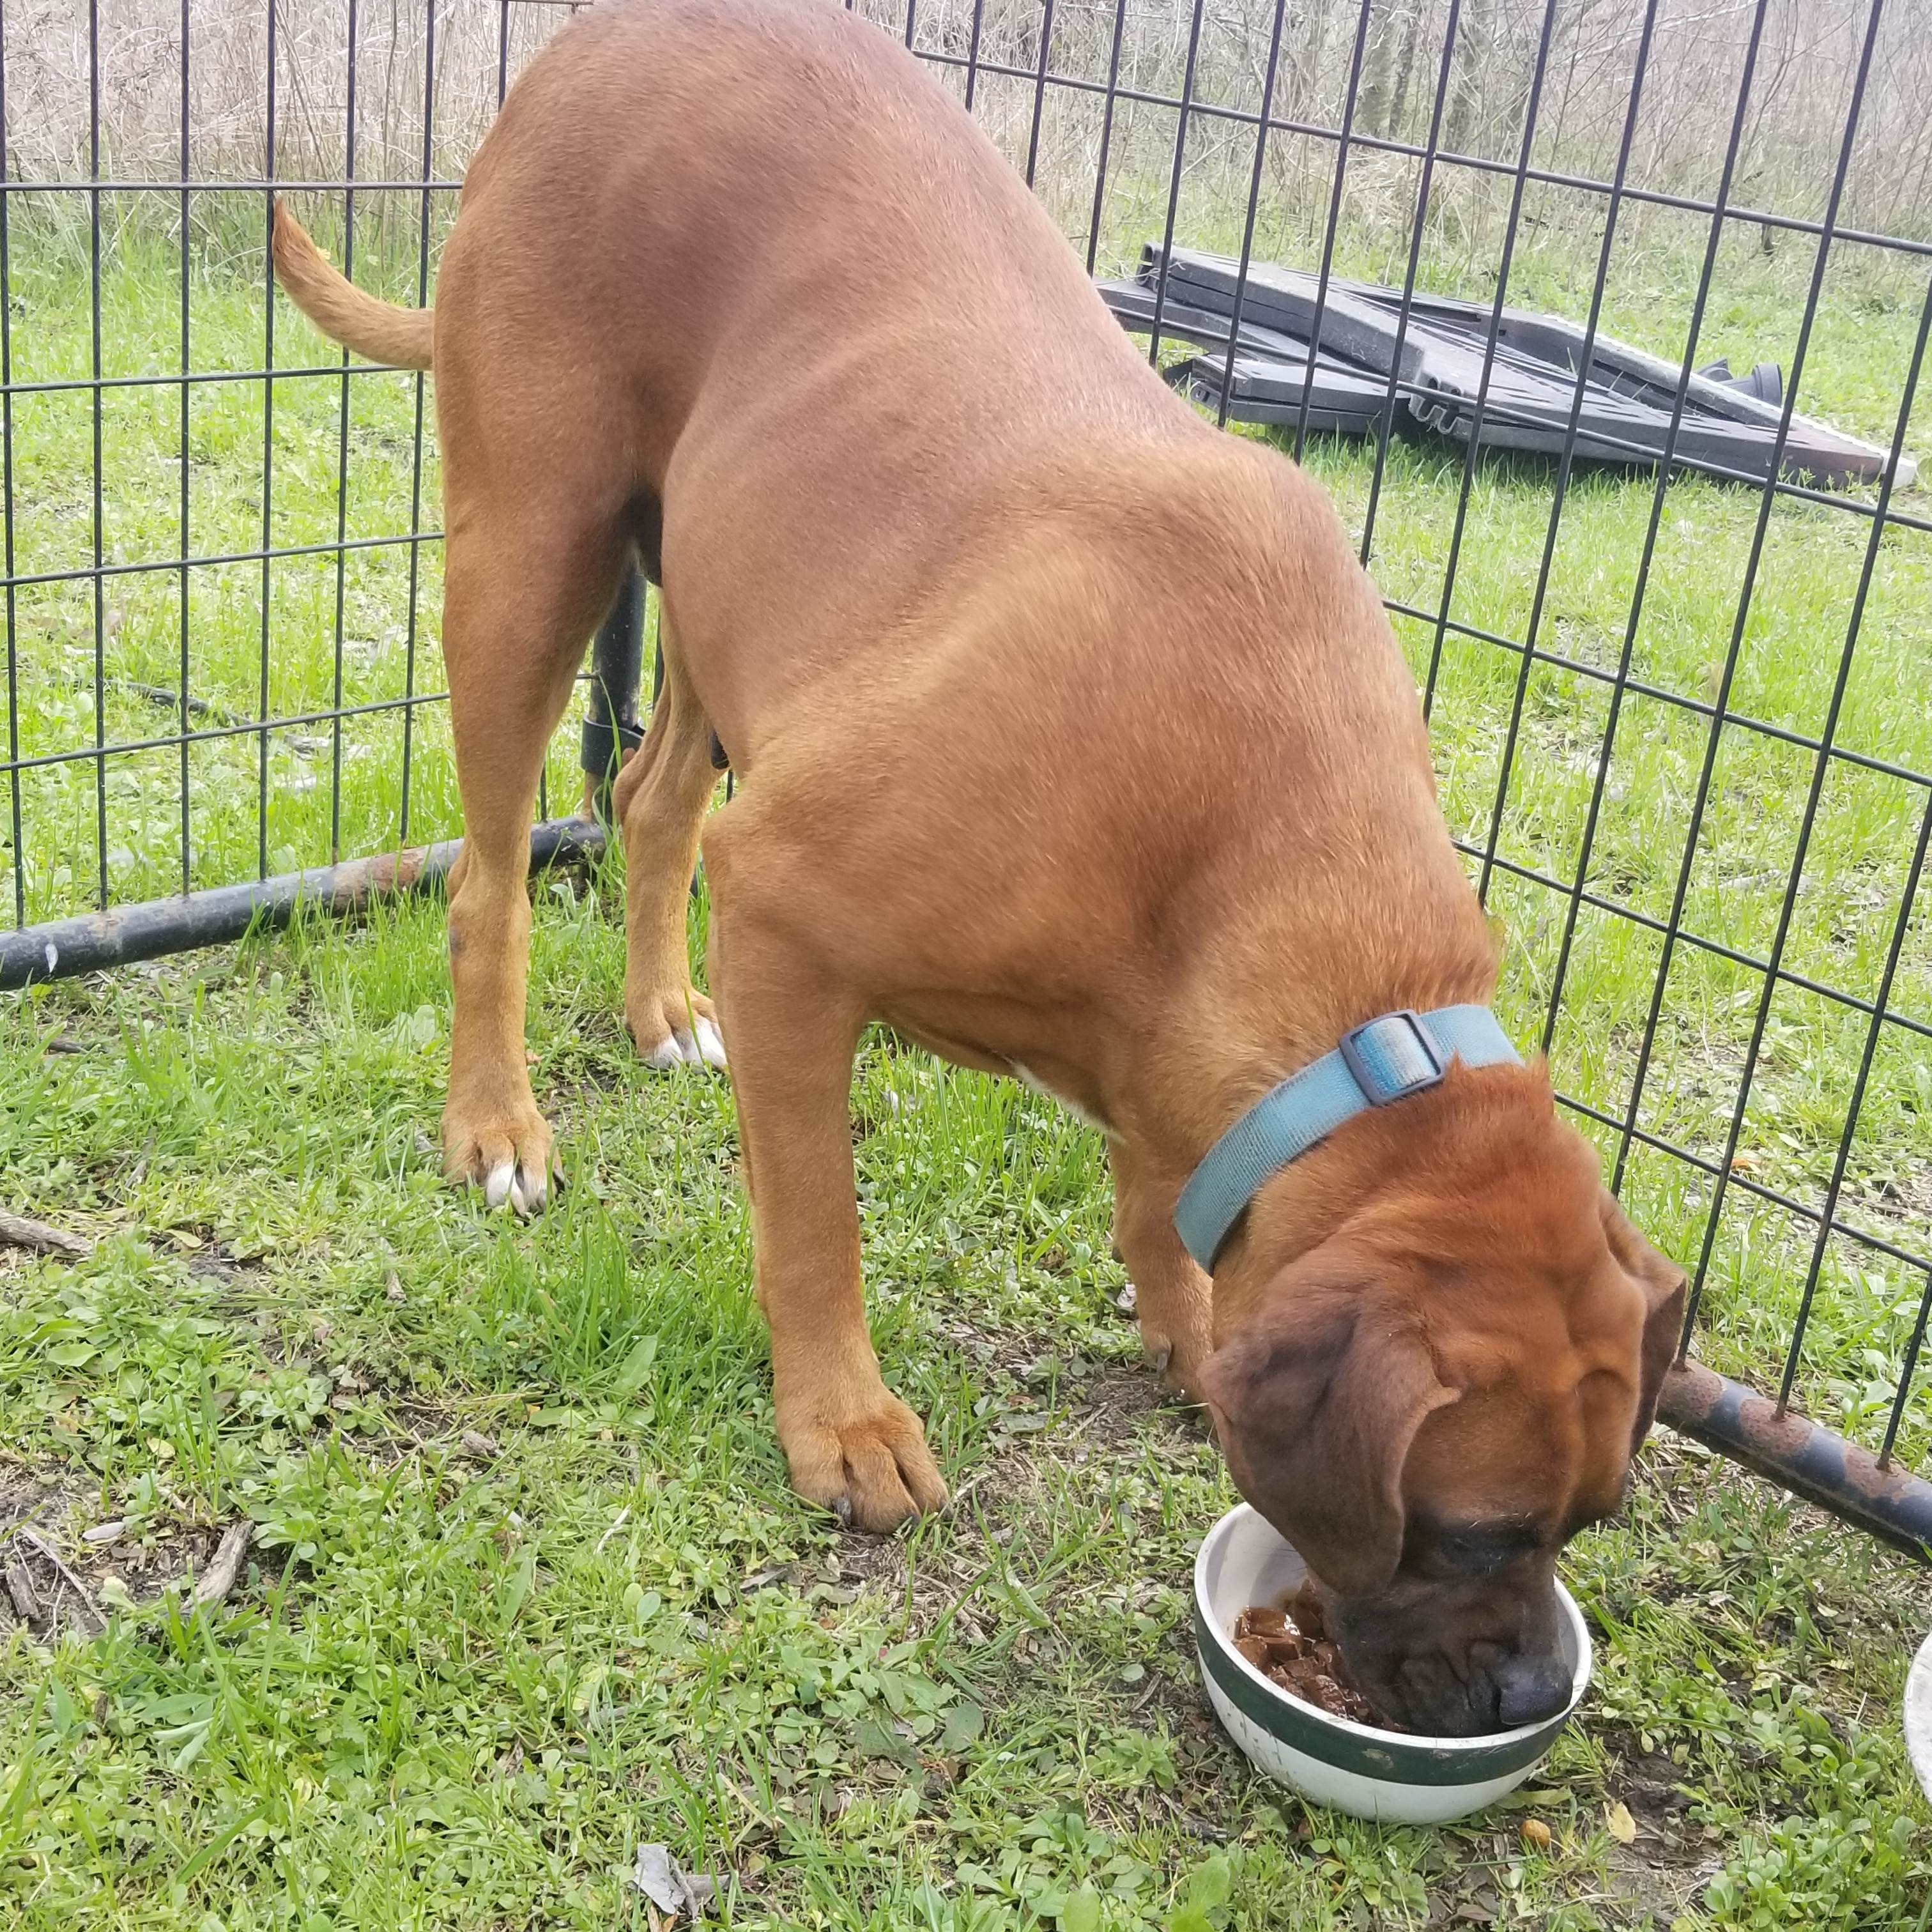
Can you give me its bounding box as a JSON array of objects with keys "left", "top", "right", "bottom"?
[{"left": 1195, "top": 1602, "right": 1570, "bottom": 1786}]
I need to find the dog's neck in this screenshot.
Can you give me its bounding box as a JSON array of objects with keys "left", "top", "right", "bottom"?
[
  {"left": 1203, "top": 1133, "right": 1372, "bottom": 1344},
  {"left": 1200, "top": 1064, "right": 1547, "bottom": 1347}
]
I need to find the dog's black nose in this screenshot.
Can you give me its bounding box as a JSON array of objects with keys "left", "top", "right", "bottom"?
[{"left": 1495, "top": 1648, "right": 1571, "bottom": 1728}]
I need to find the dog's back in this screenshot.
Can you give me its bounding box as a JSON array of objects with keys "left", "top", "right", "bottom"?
[
  {"left": 275, "top": 0, "right": 1481, "bottom": 1057},
  {"left": 434, "top": 0, "right": 1204, "bottom": 707},
  {"left": 448, "top": 0, "right": 1485, "bottom": 1067}
]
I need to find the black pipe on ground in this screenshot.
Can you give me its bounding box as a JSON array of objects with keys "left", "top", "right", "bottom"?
[
  {"left": 1657, "top": 1360, "right": 1932, "bottom": 1562},
  {"left": 0, "top": 816, "right": 605, "bottom": 992}
]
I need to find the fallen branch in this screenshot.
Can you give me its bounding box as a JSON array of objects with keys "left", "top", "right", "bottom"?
[{"left": 0, "top": 1209, "right": 94, "bottom": 1261}]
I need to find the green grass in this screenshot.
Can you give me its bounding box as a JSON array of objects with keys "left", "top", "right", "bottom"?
[
  {"left": 1, "top": 889, "right": 1928, "bottom": 1929},
  {"left": 3, "top": 203, "right": 1931, "bottom": 1927}
]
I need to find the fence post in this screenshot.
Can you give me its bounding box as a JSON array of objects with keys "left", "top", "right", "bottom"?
[{"left": 581, "top": 565, "right": 647, "bottom": 824}]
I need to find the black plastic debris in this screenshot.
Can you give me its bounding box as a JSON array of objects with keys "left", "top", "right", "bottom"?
[
  {"left": 1099, "top": 245, "right": 1912, "bottom": 491},
  {"left": 1094, "top": 277, "right": 1394, "bottom": 436}
]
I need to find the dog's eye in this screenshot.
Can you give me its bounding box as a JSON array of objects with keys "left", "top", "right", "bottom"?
[{"left": 1409, "top": 1519, "right": 1541, "bottom": 1575}]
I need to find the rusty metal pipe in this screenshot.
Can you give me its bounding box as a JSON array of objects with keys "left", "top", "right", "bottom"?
[
  {"left": 0, "top": 816, "right": 605, "bottom": 991},
  {"left": 1657, "top": 1359, "right": 1932, "bottom": 1563}
]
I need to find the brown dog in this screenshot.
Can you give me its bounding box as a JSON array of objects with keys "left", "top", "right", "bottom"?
[{"left": 272, "top": 0, "right": 1685, "bottom": 1734}]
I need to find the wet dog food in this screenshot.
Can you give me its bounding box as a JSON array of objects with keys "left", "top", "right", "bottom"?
[{"left": 1232, "top": 1586, "right": 1406, "bottom": 1730}]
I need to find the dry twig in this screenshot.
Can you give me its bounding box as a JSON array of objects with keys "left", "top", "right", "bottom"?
[
  {"left": 4, "top": 1559, "right": 41, "bottom": 1624},
  {"left": 0, "top": 1209, "right": 93, "bottom": 1261}
]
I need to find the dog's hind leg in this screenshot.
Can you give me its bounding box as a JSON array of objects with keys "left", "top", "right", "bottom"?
[
  {"left": 611, "top": 621, "right": 726, "bottom": 1069},
  {"left": 440, "top": 505, "right": 626, "bottom": 1215}
]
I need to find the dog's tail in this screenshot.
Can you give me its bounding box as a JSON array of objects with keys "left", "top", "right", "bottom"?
[{"left": 271, "top": 200, "right": 434, "bottom": 371}]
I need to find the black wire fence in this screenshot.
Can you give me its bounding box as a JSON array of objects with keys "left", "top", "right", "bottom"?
[{"left": 2, "top": 1, "right": 1928, "bottom": 1541}]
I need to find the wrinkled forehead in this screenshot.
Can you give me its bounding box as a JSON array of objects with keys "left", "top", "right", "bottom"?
[
  {"left": 1407, "top": 1246, "right": 1648, "bottom": 1515},
  {"left": 1402, "top": 1368, "right": 1634, "bottom": 1540}
]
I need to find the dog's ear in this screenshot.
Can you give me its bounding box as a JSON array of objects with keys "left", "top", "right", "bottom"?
[
  {"left": 1199, "top": 1239, "right": 1457, "bottom": 1598},
  {"left": 1597, "top": 1190, "right": 1687, "bottom": 1459}
]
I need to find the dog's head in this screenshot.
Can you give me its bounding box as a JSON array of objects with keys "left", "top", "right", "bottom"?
[{"left": 1199, "top": 1100, "right": 1683, "bottom": 1737}]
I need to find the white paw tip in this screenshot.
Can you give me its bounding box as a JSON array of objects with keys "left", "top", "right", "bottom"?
[
  {"left": 642, "top": 1037, "right": 683, "bottom": 1071},
  {"left": 695, "top": 1017, "right": 728, "bottom": 1068},
  {"left": 509, "top": 1167, "right": 544, "bottom": 1217},
  {"left": 484, "top": 1162, "right": 514, "bottom": 1211}
]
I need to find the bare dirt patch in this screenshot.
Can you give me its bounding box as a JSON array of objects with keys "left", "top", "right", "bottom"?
[{"left": 1, "top": 1463, "right": 254, "bottom": 1636}]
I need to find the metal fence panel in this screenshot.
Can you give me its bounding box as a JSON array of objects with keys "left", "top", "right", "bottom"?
[{"left": 2, "top": 0, "right": 1928, "bottom": 1514}]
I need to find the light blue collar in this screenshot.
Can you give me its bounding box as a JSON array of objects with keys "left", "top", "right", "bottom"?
[{"left": 1173, "top": 1006, "right": 1521, "bottom": 1271}]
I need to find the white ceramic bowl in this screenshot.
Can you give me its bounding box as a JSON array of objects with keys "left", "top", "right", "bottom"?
[
  {"left": 1194, "top": 1503, "right": 1593, "bottom": 1824},
  {"left": 1905, "top": 1628, "right": 1932, "bottom": 1803}
]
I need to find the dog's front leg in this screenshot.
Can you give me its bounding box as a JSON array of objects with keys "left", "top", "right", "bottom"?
[
  {"left": 707, "top": 857, "right": 948, "bottom": 1531},
  {"left": 1112, "top": 1137, "right": 1213, "bottom": 1402}
]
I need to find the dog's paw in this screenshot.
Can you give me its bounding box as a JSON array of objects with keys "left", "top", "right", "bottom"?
[
  {"left": 443, "top": 1104, "right": 560, "bottom": 1217},
  {"left": 781, "top": 1390, "right": 949, "bottom": 1532},
  {"left": 1140, "top": 1321, "right": 1209, "bottom": 1406},
  {"left": 627, "top": 985, "right": 727, "bottom": 1071}
]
